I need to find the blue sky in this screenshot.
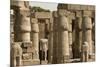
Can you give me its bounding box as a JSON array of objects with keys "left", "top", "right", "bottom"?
[{"left": 29, "top": 1, "right": 58, "bottom": 11}]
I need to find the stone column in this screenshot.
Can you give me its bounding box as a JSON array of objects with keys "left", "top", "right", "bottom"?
[
  {"left": 52, "top": 11, "right": 58, "bottom": 64},
  {"left": 57, "top": 10, "right": 70, "bottom": 63},
  {"left": 82, "top": 16, "right": 93, "bottom": 59},
  {"left": 10, "top": 9, "right": 15, "bottom": 44},
  {"left": 92, "top": 19, "right": 95, "bottom": 54},
  {"left": 40, "top": 39, "right": 48, "bottom": 64},
  {"left": 48, "top": 18, "right": 53, "bottom": 63},
  {"left": 73, "top": 17, "right": 82, "bottom": 58},
  {"left": 12, "top": 1, "right": 34, "bottom": 66},
  {"left": 20, "top": 15, "right": 31, "bottom": 42},
  {"left": 45, "top": 19, "right": 50, "bottom": 38},
  {"left": 81, "top": 42, "right": 89, "bottom": 62},
  {"left": 68, "top": 18, "right": 73, "bottom": 59},
  {"left": 31, "top": 18, "right": 40, "bottom": 61},
  {"left": 14, "top": 6, "right": 31, "bottom": 42},
  {"left": 77, "top": 17, "right": 82, "bottom": 53},
  {"left": 11, "top": 42, "right": 22, "bottom": 67}
]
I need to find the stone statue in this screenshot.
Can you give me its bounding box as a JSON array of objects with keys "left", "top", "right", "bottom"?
[
  {"left": 81, "top": 42, "right": 89, "bottom": 62},
  {"left": 11, "top": 42, "right": 22, "bottom": 67},
  {"left": 40, "top": 39, "right": 48, "bottom": 61}
]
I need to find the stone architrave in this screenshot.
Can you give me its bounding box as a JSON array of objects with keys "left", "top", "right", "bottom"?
[
  {"left": 57, "top": 10, "right": 70, "bottom": 63},
  {"left": 31, "top": 18, "right": 40, "bottom": 61},
  {"left": 82, "top": 16, "right": 93, "bottom": 59},
  {"left": 11, "top": 42, "right": 22, "bottom": 67},
  {"left": 81, "top": 42, "right": 89, "bottom": 62}
]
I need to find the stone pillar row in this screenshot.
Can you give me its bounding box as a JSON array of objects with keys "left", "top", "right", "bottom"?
[
  {"left": 11, "top": 2, "right": 95, "bottom": 65},
  {"left": 52, "top": 9, "right": 94, "bottom": 63}
]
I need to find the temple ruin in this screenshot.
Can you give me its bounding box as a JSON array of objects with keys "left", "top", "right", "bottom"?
[{"left": 10, "top": 0, "right": 95, "bottom": 67}]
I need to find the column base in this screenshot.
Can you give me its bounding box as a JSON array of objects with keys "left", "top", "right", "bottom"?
[
  {"left": 89, "top": 53, "right": 95, "bottom": 61},
  {"left": 22, "top": 59, "right": 40, "bottom": 66},
  {"left": 40, "top": 60, "right": 48, "bottom": 64},
  {"left": 57, "top": 55, "right": 70, "bottom": 63}
]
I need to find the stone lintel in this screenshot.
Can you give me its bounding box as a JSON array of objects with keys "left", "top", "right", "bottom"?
[
  {"left": 82, "top": 10, "right": 94, "bottom": 17},
  {"left": 35, "top": 12, "right": 52, "bottom": 19},
  {"left": 57, "top": 9, "right": 71, "bottom": 17},
  {"left": 58, "top": 3, "right": 95, "bottom": 11}
]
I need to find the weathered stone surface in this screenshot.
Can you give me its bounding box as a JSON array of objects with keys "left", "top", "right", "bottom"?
[
  {"left": 21, "top": 33, "right": 31, "bottom": 42},
  {"left": 40, "top": 39, "right": 48, "bottom": 61},
  {"left": 14, "top": 5, "right": 31, "bottom": 42},
  {"left": 69, "top": 4, "right": 81, "bottom": 10},
  {"left": 41, "top": 60, "right": 48, "bottom": 64},
  {"left": 80, "top": 5, "right": 88, "bottom": 10},
  {"left": 40, "top": 39, "right": 48, "bottom": 51},
  {"left": 11, "top": 2, "right": 95, "bottom": 65},
  {"left": 88, "top": 5, "right": 95, "bottom": 11},
  {"left": 57, "top": 15, "right": 70, "bottom": 63},
  {"left": 27, "top": 47, "right": 33, "bottom": 53},
  {"left": 75, "top": 11, "right": 82, "bottom": 17},
  {"left": 35, "top": 12, "right": 52, "bottom": 19},
  {"left": 31, "top": 18, "right": 40, "bottom": 61},
  {"left": 52, "top": 13, "right": 58, "bottom": 63},
  {"left": 11, "top": 0, "right": 29, "bottom": 8},
  {"left": 68, "top": 18, "right": 73, "bottom": 59},
  {"left": 68, "top": 12, "right": 75, "bottom": 20},
  {"left": 22, "top": 53, "right": 32, "bottom": 60},
  {"left": 57, "top": 9, "right": 70, "bottom": 17},
  {"left": 22, "top": 60, "right": 40, "bottom": 65},
  {"left": 82, "top": 16, "right": 93, "bottom": 59},
  {"left": 31, "top": 19, "right": 39, "bottom": 33},
  {"left": 74, "top": 17, "right": 82, "bottom": 58},
  {"left": 82, "top": 17, "right": 92, "bottom": 29},
  {"left": 20, "top": 16, "right": 31, "bottom": 32},
  {"left": 81, "top": 42, "right": 89, "bottom": 62},
  {"left": 22, "top": 42, "right": 32, "bottom": 47},
  {"left": 83, "top": 11, "right": 93, "bottom": 17},
  {"left": 11, "top": 42, "right": 22, "bottom": 67},
  {"left": 58, "top": 4, "right": 95, "bottom": 10},
  {"left": 48, "top": 21, "right": 53, "bottom": 63}
]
